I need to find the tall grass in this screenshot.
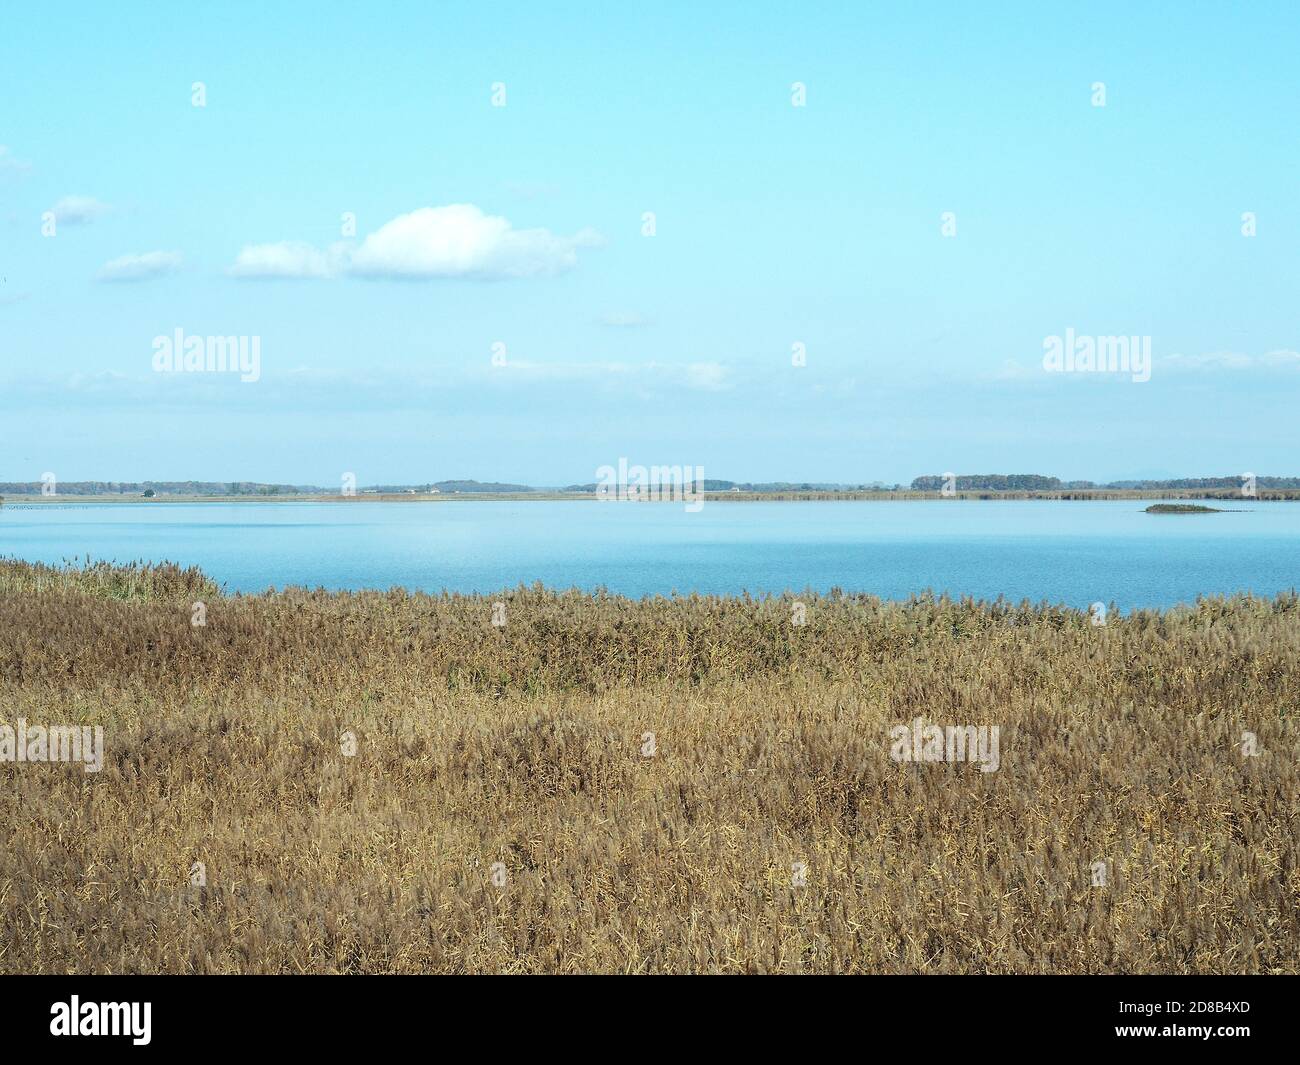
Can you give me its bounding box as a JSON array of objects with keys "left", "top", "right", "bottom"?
[
  {"left": 0, "top": 557, "right": 220, "bottom": 603},
  {"left": 0, "top": 560, "right": 1295, "bottom": 973}
]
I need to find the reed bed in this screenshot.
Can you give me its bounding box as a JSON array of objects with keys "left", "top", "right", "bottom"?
[{"left": 0, "top": 559, "right": 1296, "bottom": 973}]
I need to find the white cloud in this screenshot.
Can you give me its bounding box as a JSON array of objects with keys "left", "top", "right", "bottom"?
[
  {"left": 350, "top": 204, "right": 601, "bottom": 279},
  {"left": 685, "top": 362, "right": 730, "bottom": 391},
  {"left": 48, "top": 195, "right": 111, "bottom": 225},
  {"left": 228, "top": 241, "right": 342, "bottom": 280},
  {"left": 991, "top": 359, "right": 1035, "bottom": 381},
  {"left": 494, "top": 360, "right": 636, "bottom": 382},
  {"left": 65, "top": 370, "right": 134, "bottom": 392},
  {"left": 995, "top": 348, "right": 1300, "bottom": 385},
  {"left": 96, "top": 250, "right": 183, "bottom": 283},
  {"left": 1160, "top": 351, "right": 1252, "bottom": 371},
  {"left": 228, "top": 205, "right": 601, "bottom": 281},
  {"left": 1262, "top": 349, "right": 1300, "bottom": 367},
  {"left": 1159, "top": 350, "right": 1300, "bottom": 372},
  {"left": 485, "top": 359, "right": 731, "bottom": 392}
]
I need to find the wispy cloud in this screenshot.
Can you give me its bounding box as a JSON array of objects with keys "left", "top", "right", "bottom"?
[
  {"left": 599, "top": 311, "right": 651, "bottom": 328},
  {"left": 500, "top": 359, "right": 731, "bottom": 393},
  {"left": 228, "top": 204, "right": 602, "bottom": 281},
  {"left": 229, "top": 241, "right": 343, "bottom": 280},
  {"left": 1159, "top": 349, "right": 1300, "bottom": 372},
  {"left": 96, "top": 251, "right": 183, "bottom": 283},
  {"left": 0, "top": 145, "right": 32, "bottom": 173},
  {"left": 2, "top": 357, "right": 737, "bottom": 413},
  {"left": 48, "top": 195, "right": 111, "bottom": 225},
  {"left": 685, "top": 362, "right": 730, "bottom": 391},
  {"left": 993, "top": 348, "right": 1300, "bottom": 384}
]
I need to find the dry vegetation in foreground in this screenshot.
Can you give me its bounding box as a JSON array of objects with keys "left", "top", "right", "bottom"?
[{"left": 0, "top": 559, "right": 1297, "bottom": 974}]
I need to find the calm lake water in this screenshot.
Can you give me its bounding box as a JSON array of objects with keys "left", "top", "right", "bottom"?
[{"left": 3, "top": 500, "right": 1299, "bottom": 609}]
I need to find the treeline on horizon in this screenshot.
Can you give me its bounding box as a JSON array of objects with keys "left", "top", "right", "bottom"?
[
  {"left": 4, "top": 474, "right": 1300, "bottom": 497},
  {"left": 909, "top": 474, "right": 1300, "bottom": 491},
  {"left": 0, "top": 479, "right": 535, "bottom": 497}
]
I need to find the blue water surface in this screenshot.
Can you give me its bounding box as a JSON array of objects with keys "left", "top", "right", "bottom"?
[{"left": 2, "top": 499, "right": 1298, "bottom": 609}]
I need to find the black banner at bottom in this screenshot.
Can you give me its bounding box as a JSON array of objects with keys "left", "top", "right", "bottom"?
[{"left": 0, "top": 974, "right": 1289, "bottom": 1053}]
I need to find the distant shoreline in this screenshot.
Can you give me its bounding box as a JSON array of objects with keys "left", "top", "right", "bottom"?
[{"left": 4, "top": 489, "right": 1300, "bottom": 505}]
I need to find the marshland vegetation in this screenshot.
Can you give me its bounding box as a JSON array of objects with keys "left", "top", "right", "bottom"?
[{"left": 1, "top": 559, "right": 1296, "bottom": 973}]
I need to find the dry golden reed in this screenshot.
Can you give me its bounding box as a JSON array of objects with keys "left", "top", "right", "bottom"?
[{"left": 1, "top": 558, "right": 1296, "bottom": 973}]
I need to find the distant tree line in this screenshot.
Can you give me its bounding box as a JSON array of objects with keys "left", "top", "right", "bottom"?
[
  {"left": 911, "top": 474, "right": 1062, "bottom": 491},
  {"left": 6, "top": 474, "right": 1299, "bottom": 497},
  {"left": 564, "top": 479, "right": 895, "bottom": 493},
  {"left": 1100, "top": 477, "right": 1300, "bottom": 489},
  {"left": 911, "top": 474, "right": 1300, "bottom": 491},
  {"left": 0, "top": 481, "right": 317, "bottom": 496}
]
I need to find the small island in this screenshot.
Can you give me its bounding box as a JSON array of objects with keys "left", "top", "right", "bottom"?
[{"left": 1145, "top": 503, "right": 1222, "bottom": 514}]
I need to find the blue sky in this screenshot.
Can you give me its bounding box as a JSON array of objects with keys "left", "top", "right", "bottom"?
[{"left": 2, "top": 1, "right": 1297, "bottom": 486}]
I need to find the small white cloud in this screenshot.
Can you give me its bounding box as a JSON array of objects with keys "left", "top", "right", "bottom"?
[
  {"left": 49, "top": 195, "right": 111, "bottom": 225},
  {"left": 96, "top": 250, "right": 183, "bottom": 283},
  {"left": 1260, "top": 349, "right": 1300, "bottom": 367},
  {"left": 349, "top": 204, "right": 602, "bottom": 280},
  {"left": 66, "top": 370, "right": 133, "bottom": 392},
  {"left": 495, "top": 360, "right": 634, "bottom": 382},
  {"left": 685, "top": 362, "right": 730, "bottom": 391},
  {"left": 599, "top": 311, "right": 650, "bottom": 328},
  {"left": 228, "top": 241, "right": 342, "bottom": 280},
  {"left": 1160, "top": 350, "right": 1300, "bottom": 373},
  {"left": 227, "top": 205, "right": 601, "bottom": 282},
  {"left": 479, "top": 358, "right": 732, "bottom": 394},
  {"left": 1161, "top": 351, "right": 1251, "bottom": 371},
  {"left": 991, "top": 359, "right": 1035, "bottom": 381}
]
